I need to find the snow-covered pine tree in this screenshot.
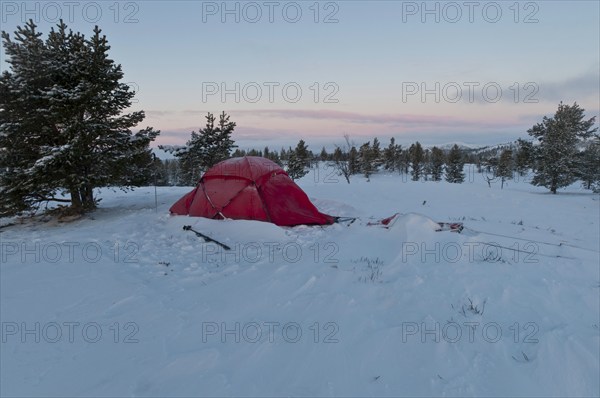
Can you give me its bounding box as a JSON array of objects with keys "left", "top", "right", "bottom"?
[
  {"left": 359, "top": 141, "right": 375, "bottom": 180},
  {"left": 577, "top": 133, "right": 600, "bottom": 190},
  {"left": 396, "top": 147, "right": 409, "bottom": 176},
  {"left": 0, "top": 21, "right": 51, "bottom": 215},
  {"left": 175, "top": 144, "right": 199, "bottom": 186},
  {"left": 393, "top": 144, "right": 403, "bottom": 173},
  {"left": 515, "top": 138, "right": 534, "bottom": 176},
  {"left": 445, "top": 144, "right": 465, "bottom": 183},
  {"left": 0, "top": 21, "right": 159, "bottom": 216},
  {"left": 215, "top": 111, "right": 237, "bottom": 163},
  {"left": 349, "top": 146, "right": 360, "bottom": 175},
  {"left": 430, "top": 146, "right": 445, "bottom": 181},
  {"left": 170, "top": 111, "right": 237, "bottom": 185},
  {"left": 422, "top": 149, "right": 431, "bottom": 181},
  {"left": 320, "top": 147, "right": 328, "bottom": 161},
  {"left": 496, "top": 149, "right": 514, "bottom": 189},
  {"left": 383, "top": 137, "right": 398, "bottom": 171},
  {"left": 286, "top": 139, "right": 310, "bottom": 180},
  {"left": 408, "top": 142, "right": 424, "bottom": 181},
  {"left": 528, "top": 102, "right": 597, "bottom": 194},
  {"left": 371, "top": 137, "right": 382, "bottom": 169}
]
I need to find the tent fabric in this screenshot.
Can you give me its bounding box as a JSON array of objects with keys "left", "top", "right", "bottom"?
[{"left": 170, "top": 156, "right": 335, "bottom": 226}]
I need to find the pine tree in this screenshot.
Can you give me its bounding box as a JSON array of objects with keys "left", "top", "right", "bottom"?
[
  {"left": 348, "top": 146, "right": 360, "bottom": 175},
  {"left": 263, "top": 147, "right": 282, "bottom": 165},
  {"left": 213, "top": 111, "right": 237, "bottom": 166},
  {"left": 167, "top": 111, "right": 237, "bottom": 185},
  {"left": 396, "top": 147, "right": 409, "bottom": 175},
  {"left": 150, "top": 156, "right": 168, "bottom": 186},
  {"left": 371, "top": 137, "right": 382, "bottom": 169},
  {"left": 496, "top": 149, "right": 514, "bottom": 189},
  {"left": 162, "top": 159, "right": 181, "bottom": 186},
  {"left": 232, "top": 149, "right": 246, "bottom": 157},
  {"left": 408, "top": 142, "right": 424, "bottom": 181},
  {"left": 248, "top": 148, "right": 261, "bottom": 157},
  {"left": 445, "top": 144, "right": 465, "bottom": 183},
  {"left": 272, "top": 152, "right": 283, "bottom": 166},
  {"left": 359, "top": 141, "right": 375, "bottom": 179},
  {"left": 286, "top": 139, "right": 310, "bottom": 180},
  {"left": 422, "top": 149, "right": 431, "bottom": 181},
  {"left": 515, "top": 139, "right": 534, "bottom": 176},
  {"left": 320, "top": 147, "right": 328, "bottom": 161},
  {"left": 383, "top": 137, "right": 398, "bottom": 171},
  {"left": 279, "top": 147, "right": 288, "bottom": 161},
  {"left": 430, "top": 146, "right": 445, "bottom": 181},
  {"left": 0, "top": 21, "right": 159, "bottom": 215},
  {"left": 528, "top": 102, "right": 597, "bottom": 194},
  {"left": 577, "top": 134, "right": 600, "bottom": 190}
]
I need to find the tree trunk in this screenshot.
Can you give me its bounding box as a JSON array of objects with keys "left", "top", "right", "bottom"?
[
  {"left": 80, "top": 185, "right": 95, "bottom": 210},
  {"left": 70, "top": 188, "right": 82, "bottom": 211}
]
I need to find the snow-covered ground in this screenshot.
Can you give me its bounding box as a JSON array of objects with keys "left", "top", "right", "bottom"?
[{"left": 1, "top": 165, "right": 599, "bottom": 397}]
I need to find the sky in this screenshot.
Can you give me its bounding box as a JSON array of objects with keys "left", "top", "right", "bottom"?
[{"left": 1, "top": 0, "right": 599, "bottom": 151}]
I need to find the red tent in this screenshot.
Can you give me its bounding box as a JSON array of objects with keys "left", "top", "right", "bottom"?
[{"left": 170, "top": 156, "right": 335, "bottom": 226}]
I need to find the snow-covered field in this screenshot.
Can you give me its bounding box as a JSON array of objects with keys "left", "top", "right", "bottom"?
[{"left": 1, "top": 165, "right": 599, "bottom": 397}]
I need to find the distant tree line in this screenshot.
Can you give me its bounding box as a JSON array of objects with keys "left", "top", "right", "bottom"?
[
  {"left": 154, "top": 102, "right": 598, "bottom": 195},
  {"left": 153, "top": 130, "right": 470, "bottom": 186}
]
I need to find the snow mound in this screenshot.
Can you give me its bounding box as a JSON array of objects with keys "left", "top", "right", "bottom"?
[
  {"left": 170, "top": 216, "right": 291, "bottom": 247},
  {"left": 388, "top": 212, "right": 440, "bottom": 241}
]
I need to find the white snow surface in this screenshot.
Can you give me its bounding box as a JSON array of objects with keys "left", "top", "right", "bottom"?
[{"left": 1, "top": 166, "right": 599, "bottom": 397}]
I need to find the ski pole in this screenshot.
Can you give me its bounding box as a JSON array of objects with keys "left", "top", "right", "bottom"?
[{"left": 183, "top": 225, "right": 231, "bottom": 251}]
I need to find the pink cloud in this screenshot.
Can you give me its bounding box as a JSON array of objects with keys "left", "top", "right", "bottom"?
[{"left": 232, "top": 108, "right": 522, "bottom": 129}]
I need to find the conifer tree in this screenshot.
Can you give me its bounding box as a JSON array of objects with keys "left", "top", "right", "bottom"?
[
  {"left": 0, "top": 21, "right": 158, "bottom": 215},
  {"left": 445, "top": 144, "right": 465, "bottom": 183},
  {"left": 430, "top": 146, "right": 445, "bottom": 181},
  {"left": 577, "top": 134, "right": 600, "bottom": 190},
  {"left": 496, "top": 149, "right": 514, "bottom": 189},
  {"left": 165, "top": 111, "right": 237, "bottom": 185},
  {"left": 348, "top": 146, "right": 360, "bottom": 175},
  {"left": 408, "top": 142, "right": 424, "bottom": 181},
  {"left": 286, "top": 139, "right": 310, "bottom": 180},
  {"left": 371, "top": 137, "right": 382, "bottom": 169},
  {"left": 396, "top": 147, "right": 410, "bottom": 175},
  {"left": 359, "top": 141, "right": 375, "bottom": 179},
  {"left": 422, "top": 149, "right": 431, "bottom": 181},
  {"left": 528, "top": 102, "right": 597, "bottom": 194},
  {"left": 383, "top": 138, "right": 398, "bottom": 171},
  {"left": 320, "top": 147, "right": 328, "bottom": 161},
  {"left": 515, "top": 138, "right": 534, "bottom": 176}
]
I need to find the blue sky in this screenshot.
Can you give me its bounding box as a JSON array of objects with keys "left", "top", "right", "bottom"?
[{"left": 1, "top": 0, "right": 599, "bottom": 150}]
